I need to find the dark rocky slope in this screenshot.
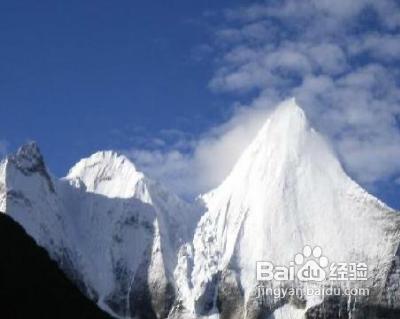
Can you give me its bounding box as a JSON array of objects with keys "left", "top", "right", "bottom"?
[{"left": 0, "top": 212, "right": 113, "bottom": 319}]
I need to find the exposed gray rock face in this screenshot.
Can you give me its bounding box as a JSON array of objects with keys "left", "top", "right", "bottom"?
[{"left": 9, "top": 141, "right": 55, "bottom": 192}]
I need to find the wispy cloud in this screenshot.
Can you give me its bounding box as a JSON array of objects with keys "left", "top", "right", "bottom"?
[
  {"left": 128, "top": 0, "right": 400, "bottom": 198},
  {"left": 126, "top": 103, "right": 273, "bottom": 197},
  {"left": 209, "top": 0, "right": 400, "bottom": 185}
]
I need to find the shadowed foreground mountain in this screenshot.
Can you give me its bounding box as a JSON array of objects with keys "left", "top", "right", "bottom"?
[{"left": 0, "top": 213, "right": 113, "bottom": 319}]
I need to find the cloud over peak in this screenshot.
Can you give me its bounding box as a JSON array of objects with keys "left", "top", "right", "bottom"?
[
  {"left": 209, "top": 0, "right": 400, "bottom": 185},
  {"left": 129, "top": 0, "right": 400, "bottom": 199}
]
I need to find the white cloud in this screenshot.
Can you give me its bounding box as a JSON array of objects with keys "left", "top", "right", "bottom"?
[
  {"left": 349, "top": 34, "right": 400, "bottom": 62},
  {"left": 207, "top": 0, "right": 400, "bottom": 187},
  {"left": 127, "top": 101, "right": 275, "bottom": 198},
  {"left": 129, "top": 0, "right": 400, "bottom": 199},
  {"left": 308, "top": 44, "right": 348, "bottom": 75}
]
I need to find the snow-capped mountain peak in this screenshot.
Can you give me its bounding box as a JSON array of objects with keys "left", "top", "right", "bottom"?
[
  {"left": 66, "top": 151, "right": 148, "bottom": 200},
  {"left": 207, "top": 97, "right": 339, "bottom": 197},
  {"left": 0, "top": 142, "right": 70, "bottom": 260},
  {"left": 187, "top": 98, "right": 400, "bottom": 317},
  {"left": 7, "top": 141, "right": 55, "bottom": 193}
]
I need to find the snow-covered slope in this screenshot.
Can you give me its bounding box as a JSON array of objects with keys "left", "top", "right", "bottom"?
[
  {"left": 0, "top": 143, "right": 90, "bottom": 299},
  {"left": 1, "top": 98, "right": 399, "bottom": 319},
  {"left": 0, "top": 143, "right": 72, "bottom": 255},
  {"left": 61, "top": 151, "right": 198, "bottom": 318},
  {"left": 174, "top": 98, "right": 400, "bottom": 318},
  {"left": 0, "top": 144, "right": 198, "bottom": 319}
]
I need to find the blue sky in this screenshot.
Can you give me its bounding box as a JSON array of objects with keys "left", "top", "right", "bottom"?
[
  {"left": 0, "top": 0, "right": 240, "bottom": 169},
  {"left": 1, "top": 0, "right": 400, "bottom": 209}
]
